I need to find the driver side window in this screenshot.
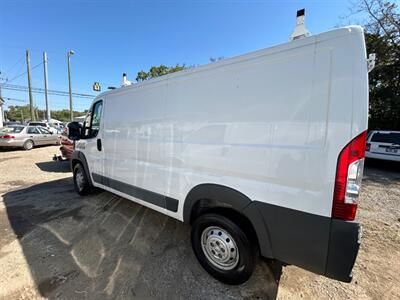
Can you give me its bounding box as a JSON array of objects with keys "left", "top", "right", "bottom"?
[{"left": 83, "top": 100, "right": 103, "bottom": 138}]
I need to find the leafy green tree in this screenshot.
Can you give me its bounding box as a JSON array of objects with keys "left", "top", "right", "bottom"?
[
  {"left": 5, "top": 105, "right": 86, "bottom": 123},
  {"left": 5, "top": 105, "right": 31, "bottom": 122},
  {"left": 136, "top": 64, "right": 187, "bottom": 82},
  {"left": 50, "top": 109, "right": 86, "bottom": 122},
  {"left": 351, "top": 0, "right": 400, "bottom": 130}
]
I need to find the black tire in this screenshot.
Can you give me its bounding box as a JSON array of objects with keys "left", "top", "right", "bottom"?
[
  {"left": 191, "top": 213, "right": 257, "bottom": 285},
  {"left": 73, "top": 163, "right": 93, "bottom": 195},
  {"left": 23, "top": 139, "right": 34, "bottom": 150}
]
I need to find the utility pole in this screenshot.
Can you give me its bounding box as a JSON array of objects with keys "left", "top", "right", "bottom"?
[
  {"left": 67, "top": 50, "right": 75, "bottom": 121},
  {"left": 43, "top": 52, "right": 50, "bottom": 122},
  {"left": 26, "top": 50, "right": 35, "bottom": 121}
]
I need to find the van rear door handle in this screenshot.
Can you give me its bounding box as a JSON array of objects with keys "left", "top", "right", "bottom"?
[{"left": 97, "top": 138, "right": 102, "bottom": 151}]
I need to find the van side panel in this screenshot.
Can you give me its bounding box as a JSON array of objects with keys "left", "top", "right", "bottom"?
[
  {"left": 165, "top": 32, "right": 358, "bottom": 220},
  {"left": 100, "top": 81, "right": 173, "bottom": 215},
  {"left": 96, "top": 27, "right": 367, "bottom": 222},
  {"left": 86, "top": 26, "right": 367, "bottom": 282}
]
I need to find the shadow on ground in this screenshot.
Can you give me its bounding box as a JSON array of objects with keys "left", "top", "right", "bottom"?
[
  {"left": 36, "top": 161, "right": 70, "bottom": 173},
  {"left": 363, "top": 159, "right": 400, "bottom": 185},
  {"left": 0, "top": 145, "right": 56, "bottom": 153},
  {"left": 0, "top": 147, "right": 25, "bottom": 152},
  {"left": 2, "top": 178, "right": 280, "bottom": 299}
]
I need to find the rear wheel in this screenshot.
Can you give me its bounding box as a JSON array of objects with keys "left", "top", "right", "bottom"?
[
  {"left": 73, "top": 163, "right": 93, "bottom": 195},
  {"left": 191, "top": 213, "right": 257, "bottom": 285},
  {"left": 23, "top": 140, "right": 34, "bottom": 150}
]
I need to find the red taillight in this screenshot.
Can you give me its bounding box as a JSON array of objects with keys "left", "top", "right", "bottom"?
[
  {"left": 1, "top": 135, "right": 15, "bottom": 139},
  {"left": 332, "top": 131, "right": 367, "bottom": 221},
  {"left": 366, "top": 143, "right": 371, "bottom": 151}
]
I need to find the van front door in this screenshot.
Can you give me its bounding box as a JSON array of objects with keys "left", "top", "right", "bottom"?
[{"left": 80, "top": 100, "right": 104, "bottom": 183}]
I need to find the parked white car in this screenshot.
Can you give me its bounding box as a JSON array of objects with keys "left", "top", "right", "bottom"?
[
  {"left": 366, "top": 130, "right": 400, "bottom": 162},
  {"left": 67, "top": 25, "right": 369, "bottom": 285},
  {"left": 28, "top": 121, "right": 61, "bottom": 134}
]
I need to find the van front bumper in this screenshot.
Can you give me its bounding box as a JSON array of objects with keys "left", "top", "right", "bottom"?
[{"left": 244, "top": 202, "right": 361, "bottom": 283}]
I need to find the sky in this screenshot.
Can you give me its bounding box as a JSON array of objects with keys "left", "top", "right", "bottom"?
[{"left": 0, "top": 0, "right": 362, "bottom": 114}]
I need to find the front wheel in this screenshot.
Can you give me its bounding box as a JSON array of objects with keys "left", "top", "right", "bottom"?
[
  {"left": 191, "top": 213, "right": 257, "bottom": 285},
  {"left": 73, "top": 163, "right": 93, "bottom": 195}
]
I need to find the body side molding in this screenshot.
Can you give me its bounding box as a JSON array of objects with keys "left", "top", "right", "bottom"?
[{"left": 92, "top": 173, "right": 179, "bottom": 213}]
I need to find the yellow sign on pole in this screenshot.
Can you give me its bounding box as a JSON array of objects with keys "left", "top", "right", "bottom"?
[{"left": 93, "top": 82, "right": 101, "bottom": 92}]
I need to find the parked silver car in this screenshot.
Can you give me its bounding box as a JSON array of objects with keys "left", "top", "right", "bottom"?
[{"left": 0, "top": 125, "right": 59, "bottom": 150}]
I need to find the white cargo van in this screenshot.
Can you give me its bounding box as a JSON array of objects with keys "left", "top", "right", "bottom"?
[{"left": 68, "top": 25, "right": 369, "bottom": 285}]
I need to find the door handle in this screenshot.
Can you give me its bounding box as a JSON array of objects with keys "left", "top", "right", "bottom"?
[{"left": 97, "top": 138, "right": 102, "bottom": 151}]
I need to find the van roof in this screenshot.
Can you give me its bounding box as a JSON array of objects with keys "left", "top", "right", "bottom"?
[{"left": 95, "top": 25, "right": 364, "bottom": 100}]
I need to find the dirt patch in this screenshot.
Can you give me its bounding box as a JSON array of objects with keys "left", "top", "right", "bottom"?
[
  {"left": 0, "top": 147, "right": 399, "bottom": 299},
  {"left": 2, "top": 180, "right": 28, "bottom": 186},
  {"left": 0, "top": 156, "right": 21, "bottom": 163}
]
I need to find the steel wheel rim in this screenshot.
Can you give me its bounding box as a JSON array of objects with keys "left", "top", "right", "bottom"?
[
  {"left": 75, "top": 168, "right": 85, "bottom": 191},
  {"left": 26, "top": 141, "right": 33, "bottom": 149},
  {"left": 201, "top": 226, "right": 239, "bottom": 270}
]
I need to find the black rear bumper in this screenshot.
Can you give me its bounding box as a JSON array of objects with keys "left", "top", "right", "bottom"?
[
  {"left": 243, "top": 202, "right": 361, "bottom": 283},
  {"left": 325, "top": 219, "right": 361, "bottom": 282}
]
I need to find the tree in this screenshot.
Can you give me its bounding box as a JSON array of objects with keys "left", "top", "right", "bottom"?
[
  {"left": 135, "top": 64, "right": 187, "bottom": 82},
  {"left": 5, "top": 105, "right": 86, "bottom": 123},
  {"left": 350, "top": 0, "right": 400, "bottom": 130},
  {"left": 5, "top": 105, "right": 31, "bottom": 122}
]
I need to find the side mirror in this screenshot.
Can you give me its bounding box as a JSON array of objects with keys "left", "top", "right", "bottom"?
[{"left": 68, "top": 122, "right": 82, "bottom": 141}]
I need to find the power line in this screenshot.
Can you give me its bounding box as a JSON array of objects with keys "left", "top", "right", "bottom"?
[
  {"left": 3, "top": 97, "right": 88, "bottom": 110},
  {"left": 6, "top": 61, "right": 44, "bottom": 83},
  {"left": 3, "top": 97, "right": 27, "bottom": 103},
  {"left": 4, "top": 97, "right": 77, "bottom": 105},
  {"left": 0, "top": 83, "right": 96, "bottom": 99},
  {"left": 4, "top": 56, "right": 25, "bottom": 75}
]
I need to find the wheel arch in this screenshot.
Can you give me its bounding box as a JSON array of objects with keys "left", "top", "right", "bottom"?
[
  {"left": 183, "top": 183, "right": 274, "bottom": 258},
  {"left": 71, "top": 150, "right": 93, "bottom": 186}
]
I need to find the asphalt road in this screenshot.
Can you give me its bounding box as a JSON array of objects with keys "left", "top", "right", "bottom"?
[
  {"left": 0, "top": 146, "right": 399, "bottom": 299},
  {"left": 1, "top": 177, "right": 281, "bottom": 299},
  {"left": 0, "top": 147, "right": 278, "bottom": 299}
]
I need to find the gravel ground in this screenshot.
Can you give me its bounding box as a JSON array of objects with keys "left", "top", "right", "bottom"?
[{"left": 0, "top": 146, "right": 399, "bottom": 299}]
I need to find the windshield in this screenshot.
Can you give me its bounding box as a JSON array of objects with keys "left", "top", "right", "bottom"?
[
  {"left": 29, "top": 122, "right": 46, "bottom": 127},
  {"left": 371, "top": 132, "right": 400, "bottom": 144},
  {"left": 1, "top": 126, "right": 24, "bottom": 133}
]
